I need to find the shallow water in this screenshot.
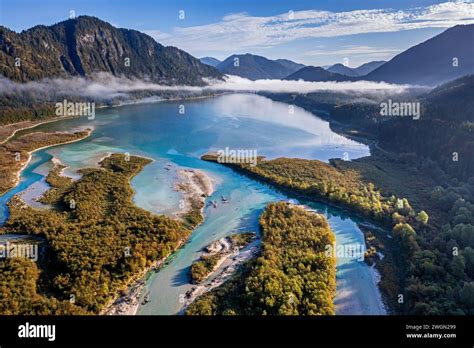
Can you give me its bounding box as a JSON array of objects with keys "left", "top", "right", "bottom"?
[{"left": 0, "top": 93, "right": 385, "bottom": 315}]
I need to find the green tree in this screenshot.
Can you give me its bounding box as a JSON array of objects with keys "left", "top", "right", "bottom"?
[{"left": 416, "top": 210, "right": 429, "bottom": 225}]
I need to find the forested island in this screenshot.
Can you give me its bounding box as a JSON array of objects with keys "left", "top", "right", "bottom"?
[
  {"left": 186, "top": 202, "right": 336, "bottom": 315},
  {"left": 0, "top": 154, "right": 200, "bottom": 314}
]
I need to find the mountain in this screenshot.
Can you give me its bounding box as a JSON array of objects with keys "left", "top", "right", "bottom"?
[
  {"left": 284, "top": 66, "right": 354, "bottom": 82},
  {"left": 324, "top": 62, "right": 386, "bottom": 77},
  {"left": 327, "top": 63, "right": 360, "bottom": 77},
  {"left": 365, "top": 24, "right": 474, "bottom": 86},
  {"left": 353, "top": 61, "right": 386, "bottom": 76},
  {"left": 275, "top": 59, "right": 305, "bottom": 73},
  {"left": 0, "top": 16, "right": 222, "bottom": 85},
  {"left": 200, "top": 57, "right": 221, "bottom": 67},
  {"left": 216, "top": 54, "right": 303, "bottom": 80}
]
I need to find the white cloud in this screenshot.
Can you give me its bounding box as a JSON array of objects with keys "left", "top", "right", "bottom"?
[
  {"left": 0, "top": 73, "right": 202, "bottom": 99},
  {"left": 206, "top": 75, "right": 413, "bottom": 94},
  {"left": 305, "top": 45, "right": 400, "bottom": 57},
  {"left": 303, "top": 45, "right": 401, "bottom": 65},
  {"left": 145, "top": 1, "right": 474, "bottom": 55},
  {"left": 0, "top": 73, "right": 415, "bottom": 101}
]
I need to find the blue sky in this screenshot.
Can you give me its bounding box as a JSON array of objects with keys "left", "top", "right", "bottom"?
[{"left": 1, "top": 0, "right": 473, "bottom": 67}]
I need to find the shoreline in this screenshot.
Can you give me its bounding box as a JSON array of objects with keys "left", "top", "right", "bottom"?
[
  {"left": 3, "top": 147, "right": 179, "bottom": 316},
  {"left": 190, "top": 235, "right": 246, "bottom": 284},
  {"left": 1, "top": 91, "right": 230, "bottom": 145},
  {"left": 102, "top": 167, "right": 215, "bottom": 315},
  {"left": 101, "top": 238, "right": 187, "bottom": 315},
  {"left": 174, "top": 168, "right": 215, "bottom": 222},
  {"left": 2, "top": 144, "right": 215, "bottom": 316},
  {"left": 17, "top": 179, "right": 51, "bottom": 209},
  {"left": 297, "top": 203, "right": 387, "bottom": 314},
  {"left": 0, "top": 91, "right": 227, "bottom": 198}
]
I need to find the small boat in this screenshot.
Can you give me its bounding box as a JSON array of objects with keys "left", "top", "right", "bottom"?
[
  {"left": 221, "top": 195, "right": 229, "bottom": 203},
  {"left": 212, "top": 201, "right": 217, "bottom": 208}
]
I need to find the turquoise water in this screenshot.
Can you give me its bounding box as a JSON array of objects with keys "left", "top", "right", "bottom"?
[
  {"left": 0, "top": 151, "right": 53, "bottom": 223},
  {"left": 0, "top": 93, "right": 385, "bottom": 315}
]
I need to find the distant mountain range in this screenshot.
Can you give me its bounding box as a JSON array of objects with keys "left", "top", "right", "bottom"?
[
  {"left": 212, "top": 55, "right": 385, "bottom": 82},
  {"left": 365, "top": 24, "right": 474, "bottom": 86},
  {"left": 1, "top": 16, "right": 472, "bottom": 88},
  {"left": 326, "top": 64, "right": 360, "bottom": 77},
  {"left": 353, "top": 61, "right": 386, "bottom": 76},
  {"left": 326, "top": 61, "right": 386, "bottom": 77},
  {"left": 0, "top": 16, "right": 222, "bottom": 85},
  {"left": 215, "top": 54, "right": 305, "bottom": 80},
  {"left": 274, "top": 59, "right": 306, "bottom": 73},
  {"left": 282, "top": 25, "right": 473, "bottom": 86},
  {"left": 284, "top": 66, "right": 354, "bottom": 82},
  {"left": 200, "top": 57, "right": 221, "bottom": 67}
]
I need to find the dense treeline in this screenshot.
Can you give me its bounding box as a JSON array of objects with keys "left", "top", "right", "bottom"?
[
  {"left": 37, "top": 163, "right": 73, "bottom": 206},
  {"left": 1, "top": 154, "right": 194, "bottom": 313},
  {"left": 0, "top": 103, "right": 55, "bottom": 125},
  {"left": 202, "top": 155, "right": 426, "bottom": 233},
  {"left": 187, "top": 202, "right": 336, "bottom": 315},
  {"left": 334, "top": 155, "right": 474, "bottom": 315},
  {"left": 205, "top": 154, "right": 474, "bottom": 314},
  {"left": 334, "top": 76, "right": 474, "bottom": 182},
  {"left": 0, "top": 88, "right": 222, "bottom": 126},
  {"left": 186, "top": 260, "right": 253, "bottom": 315},
  {"left": 190, "top": 254, "right": 221, "bottom": 284},
  {"left": 334, "top": 77, "right": 474, "bottom": 315},
  {"left": 0, "top": 258, "right": 86, "bottom": 314},
  {"left": 403, "top": 184, "right": 474, "bottom": 314},
  {"left": 382, "top": 74, "right": 474, "bottom": 159},
  {"left": 0, "top": 91, "right": 99, "bottom": 125}
]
